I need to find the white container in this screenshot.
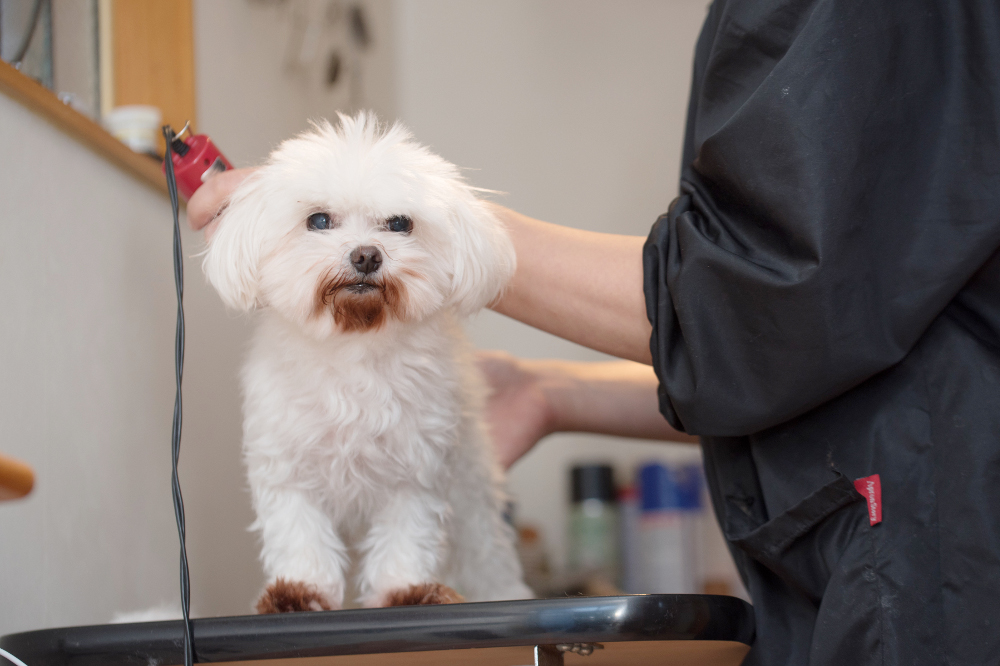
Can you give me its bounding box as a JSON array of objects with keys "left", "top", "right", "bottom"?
[
  {"left": 104, "top": 105, "right": 162, "bottom": 154},
  {"left": 636, "top": 462, "right": 703, "bottom": 594},
  {"left": 639, "top": 507, "right": 689, "bottom": 592}
]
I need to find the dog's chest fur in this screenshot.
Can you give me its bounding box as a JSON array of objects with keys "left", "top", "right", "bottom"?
[{"left": 241, "top": 311, "right": 470, "bottom": 520}]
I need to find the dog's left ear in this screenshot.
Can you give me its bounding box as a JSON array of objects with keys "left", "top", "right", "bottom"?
[
  {"left": 202, "top": 175, "right": 269, "bottom": 312},
  {"left": 446, "top": 196, "right": 516, "bottom": 315}
]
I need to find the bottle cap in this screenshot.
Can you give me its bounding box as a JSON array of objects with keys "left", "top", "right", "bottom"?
[{"left": 571, "top": 464, "right": 616, "bottom": 503}]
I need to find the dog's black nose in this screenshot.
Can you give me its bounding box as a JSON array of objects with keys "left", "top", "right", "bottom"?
[{"left": 350, "top": 245, "right": 382, "bottom": 275}]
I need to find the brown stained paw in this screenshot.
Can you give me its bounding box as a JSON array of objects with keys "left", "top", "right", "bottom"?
[
  {"left": 384, "top": 583, "right": 465, "bottom": 607},
  {"left": 256, "top": 578, "right": 332, "bottom": 614}
]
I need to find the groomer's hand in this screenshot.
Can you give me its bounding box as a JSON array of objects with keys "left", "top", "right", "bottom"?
[
  {"left": 477, "top": 351, "right": 555, "bottom": 469},
  {"left": 187, "top": 167, "right": 258, "bottom": 241},
  {"left": 477, "top": 350, "right": 698, "bottom": 469}
]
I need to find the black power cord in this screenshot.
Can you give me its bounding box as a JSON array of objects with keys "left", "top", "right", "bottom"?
[{"left": 162, "top": 126, "right": 194, "bottom": 666}]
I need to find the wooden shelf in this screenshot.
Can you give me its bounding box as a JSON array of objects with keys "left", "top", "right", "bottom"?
[{"left": 0, "top": 59, "right": 168, "bottom": 197}]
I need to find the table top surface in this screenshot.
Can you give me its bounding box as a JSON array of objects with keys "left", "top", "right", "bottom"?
[
  {"left": 0, "top": 594, "right": 754, "bottom": 666},
  {"left": 1, "top": 594, "right": 755, "bottom": 666}
]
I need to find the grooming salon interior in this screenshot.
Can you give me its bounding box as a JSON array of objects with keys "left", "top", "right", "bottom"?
[{"left": 7, "top": 1, "right": 994, "bottom": 665}]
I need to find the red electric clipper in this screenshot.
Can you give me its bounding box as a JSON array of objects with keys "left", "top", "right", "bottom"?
[{"left": 161, "top": 122, "right": 233, "bottom": 200}]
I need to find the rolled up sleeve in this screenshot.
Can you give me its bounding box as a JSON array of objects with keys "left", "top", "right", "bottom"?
[{"left": 643, "top": 0, "right": 1000, "bottom": 436}]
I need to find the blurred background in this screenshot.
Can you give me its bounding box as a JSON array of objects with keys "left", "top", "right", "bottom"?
[{"left": 0, "top": 0, "right": 744, "bottom": 634}]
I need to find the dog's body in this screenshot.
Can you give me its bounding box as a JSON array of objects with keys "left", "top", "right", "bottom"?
[{"left": 204, "top": 114, "right": 531, "bottom": 610}]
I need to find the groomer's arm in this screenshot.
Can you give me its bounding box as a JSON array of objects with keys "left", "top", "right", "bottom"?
[{"left": 489, "top": 205, "right": 652, "bottom": 364}]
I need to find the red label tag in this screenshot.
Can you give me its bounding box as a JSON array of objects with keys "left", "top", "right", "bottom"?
[{"left": 854, "top": 474, "right": 882, "bottom": 526}]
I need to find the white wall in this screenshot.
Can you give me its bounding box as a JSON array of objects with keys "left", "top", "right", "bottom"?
[
  {"left": 0, "top": 93, "right": 185, "bottom": 633},
  {"left": 195, "top": 0, "right": 396, "bottom": 167}
]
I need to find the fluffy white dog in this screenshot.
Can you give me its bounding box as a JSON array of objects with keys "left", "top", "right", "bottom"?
[{"left": 203, "top": 113, "right": 532, "bottom": 612}]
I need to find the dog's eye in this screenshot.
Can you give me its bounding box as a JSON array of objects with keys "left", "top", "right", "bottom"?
[
  {"left": 385, "top": 215, "right": 412, "bottom": 233},
  {"left": 307, "top": 212, "right": 332, "bottom": 231}
]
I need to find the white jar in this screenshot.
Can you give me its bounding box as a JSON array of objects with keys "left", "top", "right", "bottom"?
[{"left": 104, "top": 105, "right": 163, "bottom": 154}]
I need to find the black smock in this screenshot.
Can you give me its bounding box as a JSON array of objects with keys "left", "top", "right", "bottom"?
[{"left": 643, "top": 1, "right": 1000, "bottom": 664}]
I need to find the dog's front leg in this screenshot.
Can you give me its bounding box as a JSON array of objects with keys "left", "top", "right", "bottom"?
[
  {"left": 252, "top": 486, "right": 347, "bottom": 613},
  {"left": 357, "top": 489, "right": 464, "bottom": 607}
]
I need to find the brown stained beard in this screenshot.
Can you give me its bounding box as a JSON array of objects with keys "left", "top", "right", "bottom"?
[{"left": 315, "top": 270, "right": 407, "bottom": 333}]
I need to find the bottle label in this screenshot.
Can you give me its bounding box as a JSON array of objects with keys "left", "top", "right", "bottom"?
[
  {"left": 638, "top": 510, "right": 693, "bottom": 593},
  {"left": 568, "top": 502, "right": 619, "bottom": 581}
]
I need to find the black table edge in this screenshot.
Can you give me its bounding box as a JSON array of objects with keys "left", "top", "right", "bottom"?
[{"left": 1, "top": 594, "right": 755, "bottom": 666}]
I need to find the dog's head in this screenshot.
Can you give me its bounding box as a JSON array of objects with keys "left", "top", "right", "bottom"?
[{"left": 203, "top": 113, "right": 515, "bottom": 338}]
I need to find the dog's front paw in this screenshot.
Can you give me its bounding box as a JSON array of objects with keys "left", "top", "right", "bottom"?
[
  {"left": 383, "top": 583, "right": 465, "bottom": 607},
  {"left": 256, "top": 578, "right": 334, "bottom": 614}
]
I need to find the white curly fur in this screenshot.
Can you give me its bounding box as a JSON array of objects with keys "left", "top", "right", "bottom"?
[{"left": 203, "top": 113, "right": 531, "bottom": 608}]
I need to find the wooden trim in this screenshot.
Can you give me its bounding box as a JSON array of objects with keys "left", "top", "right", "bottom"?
[
  {"left": 0, "top": 453, "right": 35, "bottom": 501},
  {"left": 98, "top": 0, "right": 115, "bottom": 118},
  {"left": 112, "top": 0, "right": 196, "bottom": 155},
  {"left": 0, "top": 59, "right": 168, "bottom": 197}
]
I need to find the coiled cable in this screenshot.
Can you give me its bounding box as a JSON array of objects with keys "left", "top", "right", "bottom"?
[{"left": 162, "top": 126, "right": 194, "bottom": 666}]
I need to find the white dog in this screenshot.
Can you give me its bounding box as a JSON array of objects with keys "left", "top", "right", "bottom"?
[{"left": 203, "top": 113, "right": 532, "bottom": 612}]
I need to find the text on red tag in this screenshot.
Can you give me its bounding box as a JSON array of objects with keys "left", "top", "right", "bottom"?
[{"left": 853, "top": 474, "right": 882, "bottom": 526}]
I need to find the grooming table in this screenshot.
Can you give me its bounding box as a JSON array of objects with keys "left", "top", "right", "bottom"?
[{"left": 1, "top": 595, "right": 754, "bottom": 666}]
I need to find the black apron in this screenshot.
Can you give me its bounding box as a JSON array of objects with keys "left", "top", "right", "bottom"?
[{"left": 642, "top": 1, "right": 1000, "bottom": 664}]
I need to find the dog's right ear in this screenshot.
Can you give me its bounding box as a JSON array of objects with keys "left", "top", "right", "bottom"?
[{"left": 202, "top": 178, "right": 266, "bottom": 312}]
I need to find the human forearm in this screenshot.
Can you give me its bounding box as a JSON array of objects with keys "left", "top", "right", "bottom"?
[
  {"left": 489, "top": 205, "right": 653, "bottom": 364},
  {"left": 532, "top": 358, "right": 696, "bottom": 443}
]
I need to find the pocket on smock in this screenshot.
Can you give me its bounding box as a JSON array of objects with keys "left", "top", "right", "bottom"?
[{"left": 724, "top": 472, "right": 866, "bottom": 604}]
